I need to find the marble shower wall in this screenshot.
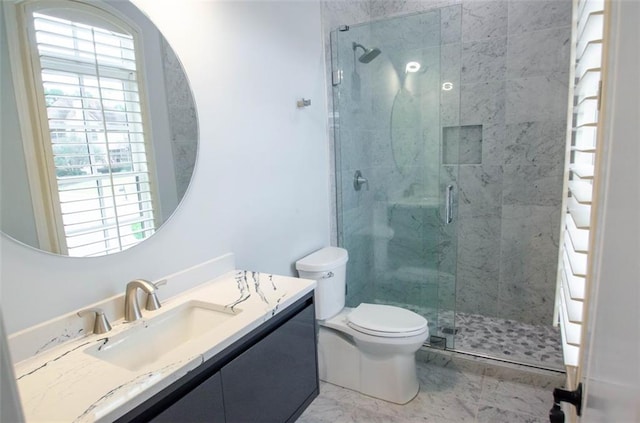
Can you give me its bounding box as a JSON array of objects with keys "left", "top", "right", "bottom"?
[
  {"left": 322, "top": 1, "right": 571, "bottom": 326},
  {"left": 454, "top": 0, "right": 571, "bottom": 325},
  {"left": 323, "top": 5, "right": 451, "bottom": 314},
  {"left": 368, "top": 10, "right": 444, "bottom": 314}
]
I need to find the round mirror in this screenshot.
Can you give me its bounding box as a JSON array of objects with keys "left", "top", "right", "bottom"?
[{"left": 1, "top": 0, "right": 197, "bottom": 257}]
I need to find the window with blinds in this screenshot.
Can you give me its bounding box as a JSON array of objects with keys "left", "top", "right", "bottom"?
[
  {"left": 26, "top": 9, "right": 157, "bottom": 257},
  {"left": 558, "top": 0, "right": 606, "bottom": 368}
]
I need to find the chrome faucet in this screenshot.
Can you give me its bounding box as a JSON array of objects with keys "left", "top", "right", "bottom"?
[{"left": 124, "top": 279, "right": 162, "bottom": 322}]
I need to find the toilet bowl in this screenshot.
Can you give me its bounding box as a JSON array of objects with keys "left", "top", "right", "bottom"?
[{"left": 296, "top": 247, "right": 429, "bottom": 404}]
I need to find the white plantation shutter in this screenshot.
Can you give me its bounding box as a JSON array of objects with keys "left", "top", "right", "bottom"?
[
  {"left": 557, "top": 0, "right": 606, "bottom": 368},
  {"left": 28, "top": 10, "right": 157, "bottom": 257}
]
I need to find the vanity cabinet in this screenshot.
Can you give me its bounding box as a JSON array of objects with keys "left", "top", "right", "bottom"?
[
  {"left": 221, "top": 303, "right": 317, "bottom": 422},
  {"left": 150, "top": 372, "right": 225, "bottom": 422},
  {"left": 117, "top": 293, "right": 318, "bottom": 423}
]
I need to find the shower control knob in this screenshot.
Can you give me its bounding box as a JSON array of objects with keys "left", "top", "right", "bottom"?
[{"left": 353, "top": 170, "right": 368, "bottom": 191}]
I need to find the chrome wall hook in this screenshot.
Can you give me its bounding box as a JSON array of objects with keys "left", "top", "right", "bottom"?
[{"left": 297, "top": 98, "right": 311, "bottom": 108}]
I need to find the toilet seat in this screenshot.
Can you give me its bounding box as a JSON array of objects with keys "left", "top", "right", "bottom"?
[{"left": 347, "top": 303, "right": 428, "bottom": 338}]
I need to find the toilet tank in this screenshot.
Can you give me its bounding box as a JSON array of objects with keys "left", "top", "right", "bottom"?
[{"left": 295, "top": 247, "right": 348, "bottom": 320}]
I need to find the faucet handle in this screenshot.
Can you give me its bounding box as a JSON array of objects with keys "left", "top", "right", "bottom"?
[
  {"left": 152, "top": 279, "right": 167, "bottom": 289},
  {"left": 145, "top": 280, "right": 167, "bottom": 311},
  {"left": 77, "top": 308, "right": 112, "bottom": 335}
]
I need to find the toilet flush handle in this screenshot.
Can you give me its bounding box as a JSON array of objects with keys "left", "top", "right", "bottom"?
[{"left": 320, "top": 271, "right": 334, "bottom": 279}]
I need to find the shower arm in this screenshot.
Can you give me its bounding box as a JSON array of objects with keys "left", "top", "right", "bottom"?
[
  {"left": 352, "top": 44, "right": 358, "bottom": 69},
  {"left": 352, "top": 41, "right": 381, "bottom": 64},
  {"left": 352, "top": 42, "right": 362, "bottom": 68}
]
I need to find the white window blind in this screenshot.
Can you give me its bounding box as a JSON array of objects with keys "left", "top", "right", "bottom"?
[
  {"left": 29, "top": 11, "right": 156, "bottom": 257},
  {"left": 558, "top": 0, "right": 606, "bottom": 368}
]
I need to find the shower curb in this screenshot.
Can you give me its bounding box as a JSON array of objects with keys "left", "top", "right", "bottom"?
[{"left": 417, "top": 345, "right": 566, "bottom": 377}]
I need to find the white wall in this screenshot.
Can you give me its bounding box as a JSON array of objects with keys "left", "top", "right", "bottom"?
[
  {"left": 581, "top": 0, "right": 640, "bottom": 420},
  {"left": 0, "top": 0, "right": 330, "bottom": 334}
]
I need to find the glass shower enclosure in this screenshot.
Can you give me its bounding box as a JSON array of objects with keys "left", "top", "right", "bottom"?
[
  {"left": 332, "top": 8, "right": 460, "bottom": 348},
  {"left": 331, "top": 4, "right": 567, "bottom": 370}
]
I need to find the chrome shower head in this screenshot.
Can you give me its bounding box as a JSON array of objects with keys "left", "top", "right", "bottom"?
[{"left": 352, "top": 42, "right": 381, "bottom": 63}]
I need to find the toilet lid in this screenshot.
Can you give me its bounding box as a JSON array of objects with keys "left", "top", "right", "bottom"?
[{"left": 347, "top": 303, "right": 428, "bottom": 337}]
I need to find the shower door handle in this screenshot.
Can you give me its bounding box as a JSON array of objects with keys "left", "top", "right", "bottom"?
[{"left": 445, "top": 185, "right": 454, "bottom": 224}]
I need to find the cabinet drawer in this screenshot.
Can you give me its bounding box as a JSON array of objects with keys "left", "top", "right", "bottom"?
[
  {"left": 150, "top": 372, "right": 225, "bottom": 423},
  {"left": 221, "top": 304, "right": 317, "bottom": 423}
]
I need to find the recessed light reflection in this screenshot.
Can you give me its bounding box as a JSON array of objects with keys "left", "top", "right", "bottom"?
[
  {"left": 405, "top": 62, "right": 421, "bottom": 73},
  {"left": 442, "top": 82, "right": 454, "bottom": 91}
]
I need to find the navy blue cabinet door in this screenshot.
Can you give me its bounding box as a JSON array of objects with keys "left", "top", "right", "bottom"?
[
  {"left": 150, "top": 372, "right": 225, "bottom": 423},
  {"left": 221, "top": 304, "right": 318, "bottom": 423}
]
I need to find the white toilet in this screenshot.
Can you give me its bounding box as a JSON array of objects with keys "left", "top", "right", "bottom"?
[{"left": 296, "top": 247, "right": 429, "bottom": 404}]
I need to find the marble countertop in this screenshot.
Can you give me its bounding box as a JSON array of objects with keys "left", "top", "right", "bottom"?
[{"left": 13, "top": 270, "right": 316, "bottom": 422}]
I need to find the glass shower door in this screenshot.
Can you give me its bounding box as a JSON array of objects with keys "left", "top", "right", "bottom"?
[{"left": 331, "top": 9, "right": 459, "bottom": 346}]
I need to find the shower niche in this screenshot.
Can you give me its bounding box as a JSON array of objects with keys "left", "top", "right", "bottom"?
[{"left": 442, "top": 125, "right": 483, "bottom": 165}]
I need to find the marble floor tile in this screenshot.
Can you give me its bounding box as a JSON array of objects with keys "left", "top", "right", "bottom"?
[
  {"left": 476, "top": 405, "right": 548, "bottom": 423},
  {"left": 298, "top": 352, "right": 564, "bottom": 423},
  {"left": 479, "top": 366, "right": 564, "bottom": 417}
]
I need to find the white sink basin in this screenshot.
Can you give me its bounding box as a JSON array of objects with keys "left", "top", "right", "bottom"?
[{"left": 85, "top": 301, "right": 241, "bottom": 371}]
